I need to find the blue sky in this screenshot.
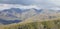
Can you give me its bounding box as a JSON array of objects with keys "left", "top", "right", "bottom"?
[
  {"left": 0, "top": 0, "right": 58, "bottom": 5},
  {"left": 0, "top": 0, "right": 60, "bottom": 10},
  {"left": 0, "top": 0, "right": 60, "bottom": 5}
]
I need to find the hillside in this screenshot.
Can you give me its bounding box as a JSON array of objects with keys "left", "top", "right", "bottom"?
[
  {"left": 1, "top": 18, "right": 60, "bottom": 29},
  {"left": 0, "top": 12, "right": 60, "bottom": 29}
]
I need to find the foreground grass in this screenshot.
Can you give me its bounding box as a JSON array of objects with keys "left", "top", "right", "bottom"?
[{"left": 1, "top": 19, "right": 60, "bottom": 29}]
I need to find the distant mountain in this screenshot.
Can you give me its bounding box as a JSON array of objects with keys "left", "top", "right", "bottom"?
[
  {"left": 0, "top": 8, "right": 59, "bottom": 25},
  {"left": 0, "top": 8, "right": 43, "bottom": 24},
  {"left": 0, "top": 8, "right": 43, "bottom": 20}
]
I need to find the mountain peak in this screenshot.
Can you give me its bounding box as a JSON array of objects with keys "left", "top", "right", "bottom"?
[{"left": 2, "top": 8, "right": 22, "bottom": 13}]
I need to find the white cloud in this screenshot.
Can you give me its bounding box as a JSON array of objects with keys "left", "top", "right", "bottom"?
[
  {"left": 0, "top": 4, "right": 41, "bottom": 11},
  {"left": 50, "top": 7, "right": 60, "bottom": 10},
  {"left": 1, "top": 0, "right": 60, "bottom": 11},
  {"left": 47, "top": 0, "right": 60, "bottom": 6}
]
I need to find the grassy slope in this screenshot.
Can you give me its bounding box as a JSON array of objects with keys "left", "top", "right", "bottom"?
[
  {"left": 1, "top": 17, "right": 60, "bottom": 29},
  {"left": 1, "top": 13, "right": 60, "bottom": 29},
  {"left": 1, "top": 19, "right": 60, "bottom": 29}
]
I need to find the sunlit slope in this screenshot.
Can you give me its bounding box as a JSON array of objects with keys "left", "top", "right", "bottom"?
[
  {"left": 0, "top": 13, "right": 60, "bottom": 29},
  {"left": 4, "top": 13, "right": 60, "bottom": 25},
  {"left": 1, "top": 18, "right": 60, "bottom": 29},
  {"left": 23, "top": 13, "right": 60, "bottom": 22},
  {"left": 5, "top": 13, "right": 60, "bottom": 23}
]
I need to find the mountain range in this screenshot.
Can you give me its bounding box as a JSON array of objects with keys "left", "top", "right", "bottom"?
[{"left": 0, "top": 8, "right": 60, "bottom": 25}]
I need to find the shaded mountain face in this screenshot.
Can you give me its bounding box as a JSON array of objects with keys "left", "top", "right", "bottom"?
[
  {"left": 0, "top": 8, "right": 58, "bottom": 25},
  {"left": 0, "top": 18, "right": 22, "bottom": 25}
]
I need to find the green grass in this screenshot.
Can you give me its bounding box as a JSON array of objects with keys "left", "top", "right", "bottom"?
[{"left": 2, "top": 19, "right": 60, "bottom": 29}]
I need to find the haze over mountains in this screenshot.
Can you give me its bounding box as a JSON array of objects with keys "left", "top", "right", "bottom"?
[
  {"left": 0, "top": 4, "right": 60, "bottom": 25},
  {"left": 0, "top": 6, "right": 60, "bottom": 25},
  {"left": 0, "top": 7, "right": 42, "bottom": 24}
]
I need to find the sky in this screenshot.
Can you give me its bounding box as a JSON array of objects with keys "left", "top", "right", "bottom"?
[
  {"left": 0, "top": 4, "right": 41, "bottom": 10},
  {"left": 0, "top": 0, "right": 60, "bottom": 10}
]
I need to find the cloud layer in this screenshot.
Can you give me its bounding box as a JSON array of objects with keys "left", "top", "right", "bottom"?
[
  {"left": 0, "top": 4, "right": 41, "bottom": 11},
  {"left": 0, "top": 0, "right": 60, "bottom": 10}
]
